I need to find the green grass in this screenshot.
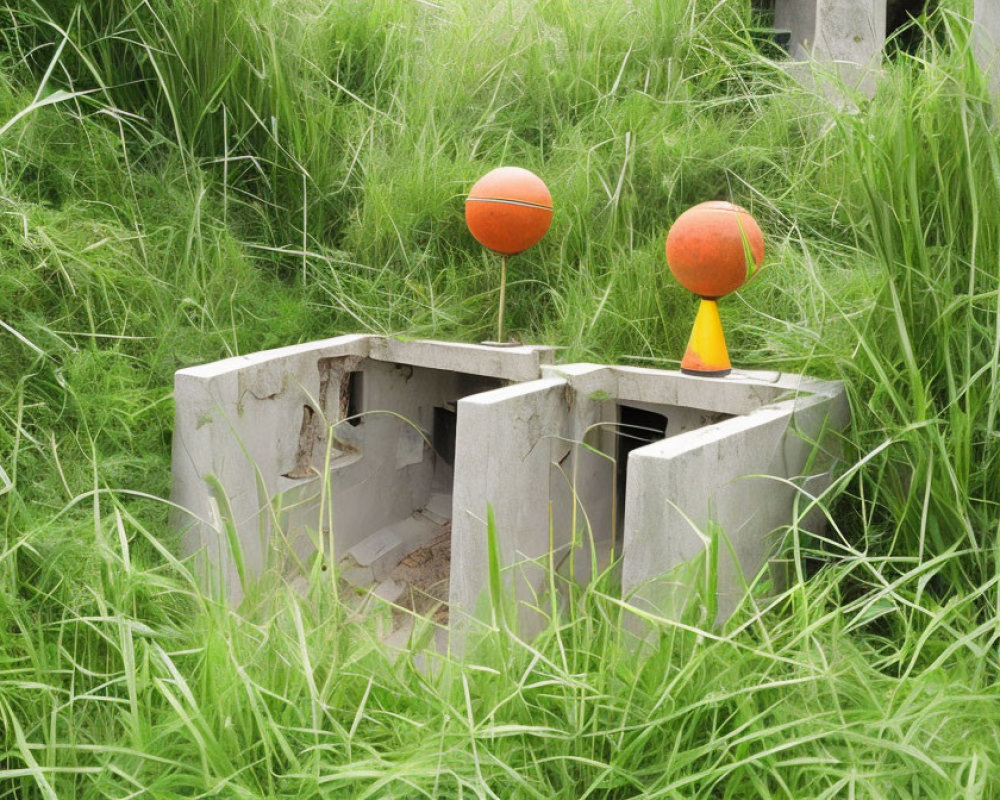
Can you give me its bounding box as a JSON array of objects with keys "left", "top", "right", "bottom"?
[{"left": 2, "top": 0, "right": 1000, "bottom": 796}]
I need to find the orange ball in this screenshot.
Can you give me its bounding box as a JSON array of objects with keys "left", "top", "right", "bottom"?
[
  {"left": 465, "top": 167, "right": 553, "bottom": 255},
  {"left": 665, "top": 201, "right": 765, "bottom": 299}
]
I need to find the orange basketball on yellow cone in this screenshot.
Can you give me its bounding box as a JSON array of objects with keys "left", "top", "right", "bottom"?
[
  {"left": 665, "top": 201, "right": 765, "bottom": 377},
  {"left": 666, "top": 201, "right": 764, "bottom": 298}
]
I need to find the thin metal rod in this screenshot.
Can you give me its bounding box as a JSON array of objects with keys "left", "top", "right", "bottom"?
[{"left": 497, "top": 255, "right": 508, "bottom": 343}]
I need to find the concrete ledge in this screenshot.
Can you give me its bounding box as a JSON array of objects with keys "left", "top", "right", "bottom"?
[
  {"left": 176, "top": 333, "right": 372, "bottom": 381},
  {"left": 369, "top": 338, "right": 556, "bottom": 381}
]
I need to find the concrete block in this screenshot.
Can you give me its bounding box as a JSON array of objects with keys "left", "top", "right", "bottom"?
[
  {"left": 774, "top": 1, "right": 1000, "bottom": 101},
  {"left": 975, "top": 0, "right": 1000, "bottom": 95},
  {"left": 449, "top": 378, "right": 571, "bottom": 637},
  {"left": 172, "top": 333, "right": 374, "bottom": 598},
  {"left": 371, "top": 516, "right": 442, "bottom": 580},
  {"left": 372, "top": 578, "right": 405, "bottom": 604},
  {"left": 423, "top": 492, "right": 452, "bottom": 524},
  {"left": 778, "top": 0, "right": 887, "bottom": 62},
  {"left": 346, "top": 526, "right": 405, "bottom": 569},
  {"left": 775, "top": 0, "right": 887, "bottom": 99},
  {"left": 774, "top": 0, "right": 819, "bottom": 61}
]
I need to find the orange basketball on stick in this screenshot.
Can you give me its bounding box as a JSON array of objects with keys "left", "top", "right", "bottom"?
[
  {"left": 665, "top": 201, "right": 764, "bottom": 299},
  {"left": 465, "top": 167, "right": 553, "bottom": 255}
]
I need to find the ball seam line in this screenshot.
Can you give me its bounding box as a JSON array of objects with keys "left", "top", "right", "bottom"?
[{"left": 466, "top": 197, "right": 553, "bottom": 211}]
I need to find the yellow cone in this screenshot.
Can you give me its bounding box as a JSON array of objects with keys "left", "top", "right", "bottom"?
[{"left": 681, "top": 299, "right": 731, "bottom": 377}]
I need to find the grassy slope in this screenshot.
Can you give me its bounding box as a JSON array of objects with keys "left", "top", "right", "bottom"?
[{"left": 1, "top": 0, "right": 999, "bottom": 796}]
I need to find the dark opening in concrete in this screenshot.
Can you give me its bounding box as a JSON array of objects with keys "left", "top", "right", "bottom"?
[
  {"left": 346, "top": 371, "right": 363, "bottom": 426},
  {"left": 616, "top": 405, "right": 668, "bottom": 531},
  {"left": 433, "top": 406, "right": 457, "bottom": 467},
  {"left": 887, "top": 0, "right": 934, "bottom": 55}
]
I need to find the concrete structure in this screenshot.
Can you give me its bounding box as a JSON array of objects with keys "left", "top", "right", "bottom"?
[
  {"left": 774, "top": 0, "right": 887, "bottom": 97},
  {"left": 775, "top": 0, "right": 887, "bottom": 63},
  {"left": 449, "top": 363, "right": 847, "bottom": 633},
  {"left": 172, "top": 336, "right": 847, "bottom": 637},
  {"left": 975, "top": 0, "right": 1000, "bottom": 95},
  {"left": 171, "top": 335, "right": 555, "bottom": 602},
  {"left": 770, "top": 1, "right": 1000, "bottom": 99}
]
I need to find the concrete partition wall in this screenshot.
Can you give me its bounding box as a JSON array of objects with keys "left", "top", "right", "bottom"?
[
  {"left": 448, "top": 363, "right": 847, "bottom": 636},
  {"left": 621, "top": 381, "right": 847, "bottom": 624},
  {"left": 450, "top": 378, "right": 572, "bottom": 634},
  {"left": 449, "top": 364, "right": 623, "bottom": 635}
]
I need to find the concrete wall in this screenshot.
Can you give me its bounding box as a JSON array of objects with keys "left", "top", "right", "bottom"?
[
  {"left": 775, "top": 0, "right": 887, "bottom": 97},
  {"left": 774, "top": 1, "right": 1000, "bottom": 98},
  {"left": 776, "top": 0, "right": 887, "bottom": 62},
  {"left": 172, "top": 334, "right": 370, "bottom": 600},
  {"left": 450, "top": 378, "right": 573, "bottom": 636},
  {"left": 171, "top": 335, "right": 555, "bottom": 602},
  {"left": 975, "top": 0, "right": 1000, "bottom": 95},
  {"left": 279, "top": 359, "right": 505, "bottom": 565},
  {"left": 621, "top": 385, "right": 847, "bottom": 625}
]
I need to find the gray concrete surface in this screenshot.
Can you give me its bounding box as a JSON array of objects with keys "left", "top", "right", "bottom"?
[
  {"left": 975, "top": 0, "right": 1000, "bottom": 94},
  {"left": 620, "top": 380, "right": 847, "bottom": 625},
  {"left": 774, "top": 2, "right": 1000, "bottom": 99},
  {"left": 776, "top": 0, "right": 887, "bottom": 62},
  {"left": 775, "top": 0, "right": 887, "bottom": 98}
]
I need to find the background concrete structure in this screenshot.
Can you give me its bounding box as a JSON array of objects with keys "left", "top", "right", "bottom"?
[
  {"left": 775, "top": 0, "right": 888, "bottom": 62},
  {"left": 173, "top": 337, "right": 847, "bottom": 635},
  {"left": 975, "top": 0, "right": 1000, "bottom": 94},
  {"left": 772, "top": 1, "right": 1000, "bottom": 98},
  {"left": 774, "top": 0, "right": 887, "bottom": 97}
]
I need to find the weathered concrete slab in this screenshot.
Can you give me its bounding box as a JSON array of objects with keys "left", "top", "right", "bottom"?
[
  {"left": 369, "top": 337, "right": 556, "bottom": 382},
  {"left": 347, "top": 526, "right": 405, "bottom": 569},
  {"left": 449, "top": 377, "right": 571, "bottom": 636},
  {"left": 372, "top": 578, "right": 405, "bottom": 604}
]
